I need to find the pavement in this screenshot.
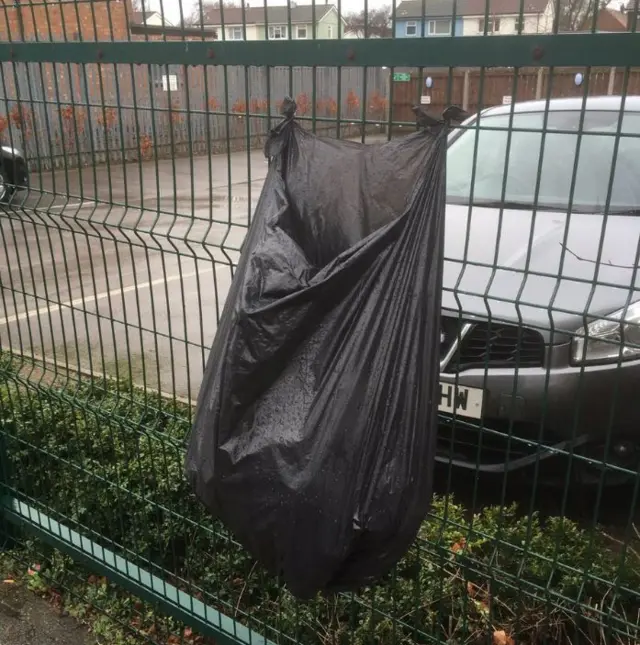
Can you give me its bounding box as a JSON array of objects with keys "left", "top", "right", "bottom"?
[
  {"left": 0, "top": 148, "right": 270, "bottom": 400},
  {"left": 0, "top": 135, "right": 390, "bottom": 400},
  {"left": 0, "top": 580, "right": 93, "bottom": 645}
]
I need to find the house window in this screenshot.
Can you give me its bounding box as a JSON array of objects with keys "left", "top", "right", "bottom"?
[
  {"left": 479, "top": 17, "right": 501, "bottom": 33},
  {"left": 427, "top": 19, "right": 451, "bottom": 35},
  {"left": 297, "top": 25, "right": 307, "bottom": 39},
  {"left": 269, "top": 25, "right": 287, "bottom": 39},
  {"left": 227, "top": 26, "right": 243, "bottom": 40},
  {"left": 327, "top": 25, "right": 333, "bottom": 37},
  {"left": 514, "top": 16, "right": 524, "bottom": 32},
  {"left": 406, "top": 21, "right": 417, "bottom": 36}
]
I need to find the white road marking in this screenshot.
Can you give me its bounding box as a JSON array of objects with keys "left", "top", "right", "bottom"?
[
  {"left": 0, "top": 266, "right": 213, "bottom": 327},
  {"left": 75, "top": 200, "right": 106, "bottom": 211},
  {"left": 41, "top": 201, "right": 83, "bottom": 212}
]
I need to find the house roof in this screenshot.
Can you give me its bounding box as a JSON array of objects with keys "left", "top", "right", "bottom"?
[
  {"left": 601, "top": 8, "right": 628, "bottom": 28},
  {"left": 579, "top": 6, "right": 629, "bottom": 31},
  {"left": 395, "top": 0, "right": 549, "bottom": 18},
  {"left": 198, "top": 4, "right": 336, "bottom": 26},
  {"left": 132, "top": 10, "right": 159, "bottom": 22}
]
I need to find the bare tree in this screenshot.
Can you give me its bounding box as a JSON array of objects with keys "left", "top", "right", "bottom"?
[
  {"left": 344, "top": 6, "right": 392, "bottom": 38},
  {"left": 553, "top": 0, "right": 608, "bottom": 31}
]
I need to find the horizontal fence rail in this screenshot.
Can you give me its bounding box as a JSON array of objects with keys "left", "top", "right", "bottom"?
[
  {"left": 2, "top": 34, "right": 640, "bottom": 67},
  {"left": 1, "top": 0, "right": 640, "bottom": 643}
]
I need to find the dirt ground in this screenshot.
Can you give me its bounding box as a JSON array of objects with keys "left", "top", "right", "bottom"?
[{"left": 0, "top": 580, "right": 94, "bottom": 645}]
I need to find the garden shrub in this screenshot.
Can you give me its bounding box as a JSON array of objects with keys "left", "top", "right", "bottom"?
[{"left": 1, "top": 357, "right": 640, "bottom": 644}]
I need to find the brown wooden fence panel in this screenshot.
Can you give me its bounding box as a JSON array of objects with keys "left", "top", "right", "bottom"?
[{"left": 392, "top": 67, "right": 640, "bottom": 122}]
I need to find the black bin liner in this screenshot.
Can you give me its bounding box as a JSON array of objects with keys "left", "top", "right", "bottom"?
[{"left": 186, "top": 105, "right": 448, "bottom": 599}]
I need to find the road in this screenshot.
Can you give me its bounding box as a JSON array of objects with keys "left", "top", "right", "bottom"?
[
  {"left": 2, "top": 141, "right": 640, "bottom": 529},
  {"left": 0, "top": 574, "right": 94, "bottom": 645},
  {"left": 0, "top": 148, "right": 268, "bottom": 400}
]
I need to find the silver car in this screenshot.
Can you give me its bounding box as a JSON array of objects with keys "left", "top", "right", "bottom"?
[{"left": 436, "top": 96, "right": 640, "bottom": 483}]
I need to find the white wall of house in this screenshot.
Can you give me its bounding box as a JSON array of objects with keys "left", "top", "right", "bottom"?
[
  {"left": 461, "top": 11, "right": 553, "bottom": 35},
  {"left": 209, "top": 22, "right": 324, "bottom": 40},
  {"left": 537, "top": 0, "right": 555, "bottom": 33},
  {"left": 217, "top": 24, "right": 261, "bottom": 40},
  {"left": 143, "top": 12, "right": 165, "bottom": 26},
  {"left": 292, "top": 23, "right": 312, "bottom": 38},
  {"left": 262, "top": 23, "right": 316, "bottom": 38}
]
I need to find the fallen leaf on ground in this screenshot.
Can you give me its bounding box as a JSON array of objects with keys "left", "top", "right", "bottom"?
[{"left": 493, "top": 629, "right": 515, "bottom": 645}]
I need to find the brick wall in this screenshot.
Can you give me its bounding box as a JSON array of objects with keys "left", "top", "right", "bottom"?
[{"left": 0, "top": 0, "right": 131, "bottom": 42}]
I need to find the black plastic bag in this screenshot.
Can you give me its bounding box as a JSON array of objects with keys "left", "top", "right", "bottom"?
[{"left": 186, "top": 107, "right": 447, "bottom": 599}]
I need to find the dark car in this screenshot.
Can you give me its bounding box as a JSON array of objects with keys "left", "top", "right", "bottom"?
[
  {"left": 0, "top": 145, "right": 28, "bottom": 203},
  {"left": 436, "top": 96, "right": 640, "bottom": 484}
]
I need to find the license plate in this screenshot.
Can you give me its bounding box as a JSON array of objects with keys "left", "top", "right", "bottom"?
[{"left": 438, "top": 382, "right": 483, "bottom": 419}]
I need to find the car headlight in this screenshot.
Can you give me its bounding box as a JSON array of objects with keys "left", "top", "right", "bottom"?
[{"left": 572, "top": 301, "right": 640, "bottom": 364}]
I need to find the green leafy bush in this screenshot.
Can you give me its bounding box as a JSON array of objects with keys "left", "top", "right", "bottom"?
[{"left": 2, "top": 360, "right": 640, "bottom": 644}]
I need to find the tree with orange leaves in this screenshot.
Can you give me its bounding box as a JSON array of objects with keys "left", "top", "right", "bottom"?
[
  {"left": 367, "top": 91, "right": 388, "bottom": 121},
  {"left": 10, "top": 105, "right": 32, "bottom": 139},
  {"left": 96, "top": 107, "right": 118, "bottom": 129},
  {"left": 232, "top": 98, "right": 247, "bottom": 117},
  {"left": 139, "top": 133, "right": 153, "bottom": 159},
  {"left": 346, "top": 90, "right": 360, "bottom": 119},
  {"left": 295, "top": 93, "right": 311, "bottom": 117}
]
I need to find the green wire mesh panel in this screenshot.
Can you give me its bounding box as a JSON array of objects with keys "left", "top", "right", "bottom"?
[{"left": 1, "top": 0, "right": 640, "bottom": 643}]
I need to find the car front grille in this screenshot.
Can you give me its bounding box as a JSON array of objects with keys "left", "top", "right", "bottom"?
[{"left": 440, "top": 318, "right": 545, "bottom": 372}]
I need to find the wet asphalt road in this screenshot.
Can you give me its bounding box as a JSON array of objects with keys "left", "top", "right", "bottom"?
[{"left": 0, "top": 148, "right": 267, "bottom": 399}]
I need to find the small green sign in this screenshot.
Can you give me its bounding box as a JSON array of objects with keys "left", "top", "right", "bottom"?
[{"left": 393, "top": 72, "right": 411, "bottom": 82}]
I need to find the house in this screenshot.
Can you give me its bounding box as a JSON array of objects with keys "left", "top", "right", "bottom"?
[
  {"left": 131, "top": 10, "right": 174, "bottom": 27},
  {"left": 195, "top": 4, "right": 345, "bottom": 40},
  {"left": 584, "top": 6, "right": 630, "bottom": 32},
  {"left": 394, "top": 0, "right": 553, "bottom": 37}
]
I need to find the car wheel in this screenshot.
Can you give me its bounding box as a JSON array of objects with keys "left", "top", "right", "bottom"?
[{"left": 0, "top": 166, "right": 15, "bottom": 204}]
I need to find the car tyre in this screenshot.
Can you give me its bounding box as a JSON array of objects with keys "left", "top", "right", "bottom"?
[{"left": 0, "top": 165, "right": 15, "bottom": 204}]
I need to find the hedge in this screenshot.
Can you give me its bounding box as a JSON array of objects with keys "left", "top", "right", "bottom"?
[{"left": 1, "top": 356, "right": 640, "bottom": 644}]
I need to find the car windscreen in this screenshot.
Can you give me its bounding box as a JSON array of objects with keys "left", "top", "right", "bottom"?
[{"left": 446, "top": 109, "right": 640, "bottom": 213}]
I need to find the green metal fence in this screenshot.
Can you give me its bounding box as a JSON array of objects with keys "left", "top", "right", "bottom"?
[{"left": 1, "top": 0, "right": 640, "bottom": 643}]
